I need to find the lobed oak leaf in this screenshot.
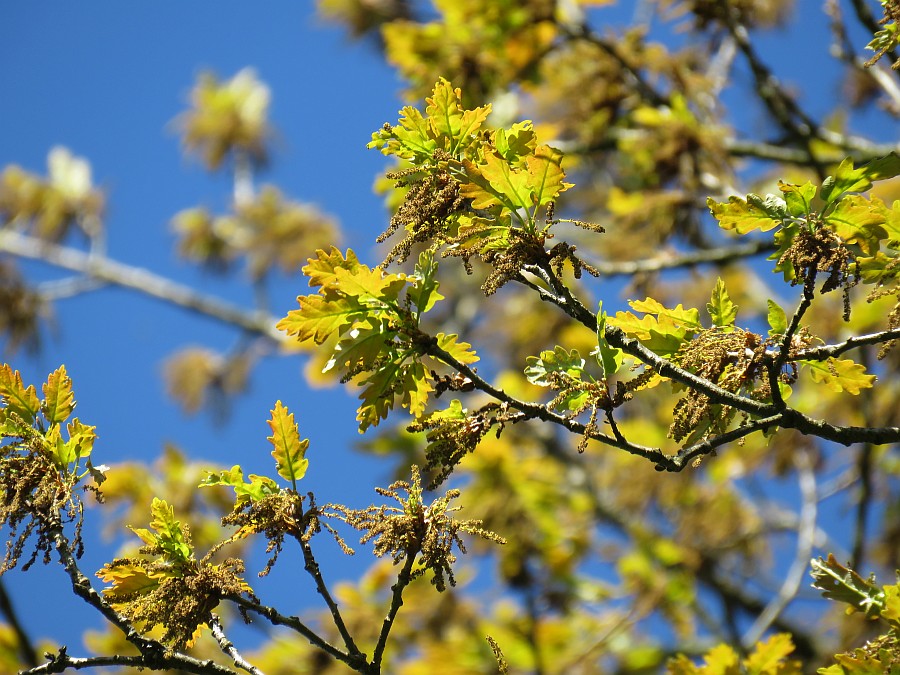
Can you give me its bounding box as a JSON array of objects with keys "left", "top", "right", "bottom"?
[
  {"left": 277, "top": 294, "right": 365, "bottom": 345},
  {"left": 493, "top": 121, "right": 537, "bottom": 162},
  {"left": 401, "top": 361, "right": 433, "bottom": 419},
  {"left": 324, "top": 318, "right": 394, "bottom": 374},
  {"left": 778, "top": 180, "right": 817, "bottom": 217},
  {"left": 145, "top": 497, "right": 193, "bottom": 563},
  {"left": 96, "top": 561, "right": 164, "bottom": 602},
  {"left": 356, "top": 361, "right": 402, "bottom": 432},
  {"left": 707, "top": 195, "right": 783, "bottom": 234},
  {"left": 331, "top": 265, "right": 409, "bottom": 304},
  {"left": 303, "top": 247, "right": 362, "bottom": 289},
  {"left": 0, "top": 364, "right": 40, "bottom": 423},
  {"left": 42, "top": 364, "right": 75, "bottom": 424},
  {"left": 707, "top": 278, "right": 738, "bottom": 328},
  {"left": 766, "top": 299, "right": 788, "bottom": 337},
  {"left": 524, "top": 346, "right": 584, "bottom": 387},
  {"left": 819, "top": 153, "right": 900, "bottom": 205},
  {"left": 200, "top": 465, "right": 279, "bottom": 505},
  {"left": 460, "top": 152, "right": 532, "bottom": 213},
  {"left": 802, "top": 357, "right": 876, "bottom": 395},
  {"left": 524, "top": 144, "right": 573, "bottom": 206},
  {"left": 435, "top": 332, "right": 479, "bottom": 365},
  {"left": 425, "top": 78, "right": 491, "bottom": 156},
  {"left": 825, "top": 194, "right": 888, "bottom": 254},
  {"left": 810, "top": 554, "right": 884, "bottom": 619},
  {"left": 267, "top": 400, "right": 309, "bottom": 486}
]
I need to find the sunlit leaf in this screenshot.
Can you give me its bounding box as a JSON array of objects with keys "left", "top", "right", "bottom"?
[
  {"left": 766, "top": 299, "right": 788, "bottom": 337},
  {"left": 810, "top": 554, "right": 884, "bottom": 619},
  {"left": 42, "top": 365, "right": 75, "bottom": 424},
  {"left": 132, "top": 497, "right": 193, "bottom": 564},
  {"left": 525, "top": 347, "right": 585, "bottom": 387},
  {"left": 96, "top": 561, "right": 164, "bottom": 602},
  {"left": 0, "top": 364, "right": 40, "bottom": 423},
  {"left": 802, "top": 358, "right": 876, "bottom": 395},
  {"left": 819, "top": 153, "right": 900, "bottom": 205},
  {"left": 277, "top": 294, "right": 365, "bottom": 345},
  {"left": 435, "top": 333, "right": 479, "bottom": 365},
  {"left": 596, "top": 303, "right": 623, "bottom": 378},
  {"left": 303, "top": 246, "right": 363, "bottom": 289},
  {"left": 707, "top": 278, "right": 737, "bottom": 328},
  {"left": 267, "top": 400, "right": 309, "bottom": 486},
  {"left": 825, "top": 195, "right": 888, "bottom": 254},
  {"left": 410, "top": 250, "right": 444, "bottom": 314},
  {"left": 525, "top": 144, "right": 573, "bottom": 206},
  {"left": 707, "top": 195, "right": 783, "bottom": 234},
  {"left": 778, "top": 180, "right": 816, "bottom": 217},
  {"left": 199, "top": 465, "right": 279, "bottom": 505}
]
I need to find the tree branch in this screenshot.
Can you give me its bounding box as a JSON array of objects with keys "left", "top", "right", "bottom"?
[
  {"left": 371, "top": 552, "right": 417, "bottom": 673},
  {"left": 0, "top": 230, "right": 282, "bottom": 341},
  {"left": 0, "top": 579, "right": 38, "bottom": 669},
  {"left": 208, "top": 615, "right": 264, "bottom": 675},
  {"left": 21, "top": 648, "right": 236, "bottom": 675}
]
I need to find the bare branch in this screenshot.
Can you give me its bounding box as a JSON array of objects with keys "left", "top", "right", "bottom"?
[
  {"left": 0, "top": 230, "right": 283, "bottom": 341},
  {"left": 742, "top": 447, "right": 817, "bottom": 647},
  {"left": 209, "top": 615, "right": 264, "bottom": 675},
  {"left": 21, "top": 648, "right": 237, "bottom": 675},
  {"left": 371, "top": 553, "right": 417, "bottom": 672}
]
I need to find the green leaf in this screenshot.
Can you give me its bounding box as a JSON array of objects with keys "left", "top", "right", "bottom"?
[
  {"left": 810, "top": 554, "right": 884, "bottom": 619},
  {"left": 130, "top": 498, "right": 192, "bottom": 563},
  {"left": 97, "top": 561, "right": 165, "bottom": 602},
  {"left": 707, "top": 278, "right": 738, "bottom": 328},
  {"left": 199, "top": 465, "right": 279, "bottom": 505},
  {"left": 277, "top": 294, "right": 365, "bottom": 344},
  {"left": 493, "top": 121, "right": 536, "bottom": 162},
  {"left": 629, "top": 298, "right": 703, "bottom": 329},
  {"left": 0, "top": 364, "right": 40, "bottom": 423},
  {"left": 882, "top": 584, "right": 900, "bottom": 628},
  {"left": 819, "top": 153, "right": 900, "bottom": 205},
  {"left": 357, "top": 360, "right": 404, "bottom": 432},
  {"left": 331, "top": 265, "right": 409, "bottom": 305},
  {"left": 401, "top": 361, "right": 433, "bottom": 418},
  {"left": 825, "top": 194, "right": 888, "bottom": 254},
  {"left": 324, "top": 318, "right": 395, "bottom": 374},
  {"left": 426, "top": 77, "right": 491, "bottom": 156},
  {"left": 802, "top": 357, "right": 876, "bottom": 394},
  {"left": 744, "top": 634, "right": 799, "bottom": 675},
  {"left": 267, "top": 400, "right": 309, "bottom": 487},
  {"left": 778, "top": 180, "right": 816, "bottom": 217},
  {"left": 595, "top": 303, "right": 623, "bottom": 378},
  {"left": 707, "top": 195, "right": 783, "bottom": 234},
  {"left": 434, "top": 333, "right": 480, "bottom": 365},
  {"left": 303, "top": 247, "right": 362, "bottom": 290},
  {"left": 525, "top": 144, "right": 573, "bottom": 207},
  {"left": 524, "top": 347, "right": 585, "bottom": 387},
  {"left": 42, "top": 365, "right": 75, "bottom": 424},
  {"left": 766, "top": 299, "right": 788, "bottom": 337},
  {"left": 410, "top": 250, "right": 444, "bottom": 315},
  {"left": 66, "top": 418, "right": 96, "bottom": 461},
  {"left": 460, "top": 152, "right": 533, "bottom": 213}
]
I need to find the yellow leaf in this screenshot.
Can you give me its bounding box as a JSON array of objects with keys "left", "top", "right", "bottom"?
[
  {"left": 267, "top": 401, "right": 309, "bottom": 486},
  {"left": 42, "top": 365, "right": 75, "bottom": 424},
  {"left": 803, "top": 357, "right": 876, "bottom": 395},
  {"left": 0, "top": 364, "right": 41, "bottom": 423}
]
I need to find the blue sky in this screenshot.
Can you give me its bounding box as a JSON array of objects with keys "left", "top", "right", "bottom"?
[{"left": 1, "top": 0, "right": 896, "bottom": 662}]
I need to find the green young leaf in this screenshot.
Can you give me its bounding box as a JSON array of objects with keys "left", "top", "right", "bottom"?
[
  {"left": 277, "top": 294, "right": 365, "bottom": 345},
  {"left": 410, "top": 250, "right": 444, "bottom": 315},
  {"left": 401, "top": 361, "right": 433, "bottom": 419},
  {"left": 356, "top": 360, "right": 404, "bottom": 432},
  {"left": 609, "top": 298, "right": 702, "bottom": 357},
  {"left": 267, "top": 400, "right": 309, "bottom": 487},
  {"left": 595, "top": 303, "right": 623, "bottom": 378},
  {"left": 425, "top": 77, "right": 491, "bottom": 156},
  {"left": 42, "top": 364, "right": 75, "bottom": 424},
  {"left": 199, "top": 465, "right": 279, "bottom": 505},
  {"left": 819, "top": 153, "right": 900, "bottom": 205},
  {"left": 460, "top": 151, "right": 534, "bottom": 213},
  {"left": 324, "top": 318, "right": 395, "bottom": 374},
  {"left": 525, "top": 144, "right": 573, "bottom": 207},
  {"left": 802, "top": 357, "right": 876, "bottom": 395},
  {"left": 303, "top": 246, "right": 363, "bottom": 290},
  {"left": 97, "top": 561, "right": 165, "bottom": 602},
  {"left": 524, "top": 346, "right": 585, "bottom": 387},
  {"left": 766, "top": 299, "right": 788, "bottom": 337},
  {"left": 707, "top": 195, "right": 783, "bottom": 234},
  {"left": 434, "top": 332, "right": 480, "bottom": 365},
  {"left": 130, "top": 498, "right": 193, "bottom": 564},
  {"left": 66, "top": 418, "right": 96, "bottom": 461},
  {"left": 707, "top": 278, "right": 738, "bottom": 328},
  {"left": 824, "top": 194, "right": 888, "bottom": 254},
  {"left": 0, "top": 364, "right": 40, "bottom": 423},
  {"left": 778, "top": 180, "right": 816, "bottom": 217},
  {"left": 493, "top": 121, "right": 536, "bottom": 162},
  {"left": 810, "top": 554, "right": 884, "bottom": 619}
]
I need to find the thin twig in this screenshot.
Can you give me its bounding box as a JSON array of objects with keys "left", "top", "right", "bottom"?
[
  {"left": 293, "top": 503, "right": 364, "bottom": 661},
  {"left": 741, "top": 447, "right": 817, "bottom": 647},
  {"left": 793, "top": 326, "right": 900, "bottom": 360},
  {"left": 371, "top": 552, "right": 417, "bottom": 672},
  {"left": 227, "top": 595, "right": 362, "bottom": 670}
]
